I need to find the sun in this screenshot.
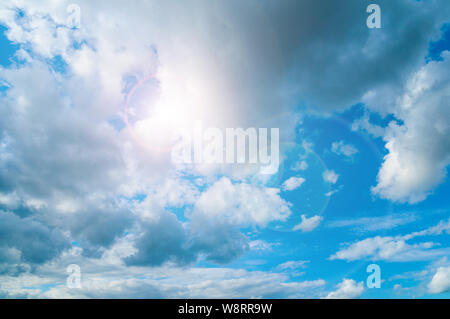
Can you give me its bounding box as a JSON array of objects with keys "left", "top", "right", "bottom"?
[{"left": 124, "top": 69, "right": 211, "bottom": 153}]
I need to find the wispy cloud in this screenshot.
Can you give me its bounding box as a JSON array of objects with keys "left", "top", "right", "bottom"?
[
  {"left": 330, "top": 219, "right": 450, "bottom": 262},
  {"left": 331, "top": 140, "right": 358, "bottom": 158},
  {"left": 328, "top": 213, "right": 417, "bottom": 233}
]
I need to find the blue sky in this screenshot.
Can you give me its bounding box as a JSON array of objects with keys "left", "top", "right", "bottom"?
[{"left": 0, "top": 1, "right": 449, "bottom": 299}]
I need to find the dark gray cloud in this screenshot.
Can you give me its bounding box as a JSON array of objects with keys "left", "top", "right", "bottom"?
[
  {"left": 0, "top": 211, "right": 70, "bottom": 265},
  {"left": 125, "top": 212, "right": 197, "bottom": 266},
  {"left": 189, "top": 222, "right": 249, "bottom": 264},
  {"left": 66, "top": 207, "right": 134, "bottom": 255}
]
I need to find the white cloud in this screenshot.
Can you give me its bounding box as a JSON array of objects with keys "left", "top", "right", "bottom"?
[
  {"left": 325, "top": 188, "right": 340, "bottom": 197},
  {"left": 328, "top": 213, "right": 417, "bottom": 233},
  {"left": 293, "top": 215, "right": 323, "bottom": 232},
  {"left": 193, "top": 177, "right": 291, "bottom": 227},
  {"left": 330, "top": 219, "right": 450, "bottom": 262},
  {"left": 331, "top": 140, "right": 358, "bottom": 158},
  {"left": 44, "top": 272, "right": 326, "bottom": 299},
  {"left": 351, "top": 112, "right": 385, "bottom": 138},
  {"left": 331, "top": 236, "right": 429, "bottom": 262},
  {"left": 322, "top": 170, "right": 339, "bottom": 184},
  {"left": 369, "top": 53, "right": 450, "bottom": 203},
  {"left": 249, "top": 240, "right": 278, "bottom": 252},
  {"left": 325, "top": 279, "right": 364, "bottom": 299},
  {"left": 428, "top": 266, "right": 450, "bottom": 294},
  {"left": 292, "top": 160, "right": 308, "bottom": 171},
  {"left": 277, "top": 260, "right": 309, "bottom": 270},
  {"left": 282, "top": 176, "right": 306, "bottom": 191},
  {"left": 0, "top": 247, "right": 326, "bottom": 298}
]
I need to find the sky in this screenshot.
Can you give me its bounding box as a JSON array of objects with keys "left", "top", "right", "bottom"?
[{"left": 0, "top": 0, "right": 449, "bottom": 299}]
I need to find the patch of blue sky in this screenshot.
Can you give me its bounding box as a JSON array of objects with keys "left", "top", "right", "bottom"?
[
  {"left": 71, "top": 241, "right": 81, "bottom": 247},
  {"left": 120, "top": 193, "right": 147, "bottom": 204},
  {"left": 0, "top": 80, "right": 10, "bottom": 96},
  {"left": 108, "top": 117, "right": 126, "bottom": 131},
  {"left": 346, "top": 103, "right": 403, "bottom": 129},
  {"left": 0, "top": 25, "right": 19, "bottom": 68},
  {"left": 167, "top": 205, "right": 191, "bottom": 223},
  {"left": 46, "top": 54, "right": 69, "bottom": 74},
  {"left": 427, "top": 23, "right": 450, "bottom": 62},
  {"left": 295, "top": 110, "right": 389, "bottom": 219},
  {"left": 422, "top": 291, "right": 450, "bottom": 299},
  {"left": 72, "top": 39, "right": 90, "bottom": 51}
]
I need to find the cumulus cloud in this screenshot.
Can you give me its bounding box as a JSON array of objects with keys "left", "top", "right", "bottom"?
[
  {"left": 193, "top": 177, "right": 291, "bottom": 227},
  {"left": 428, "top": 266, "right": 450, "bottom": 294},
  {"left": 185, "top": 177, "right": 292, "bottom": 263},
  {"left": 122, "top": 175, "right": 293, "bottom": 266},
  {"left": 325, "top": 279, "right": 364, "bottom": 299},
  {"left": 282, "top": 176, "right": 306, "bottom": 191},
  {"left": 125, "top": 212, "right": 196, "bottom": 267},
  {"left": 0, "top": 211, "right": 70, "bottom": 267},
  {"left": 189, "top": 223, "right": 249, "bottom": 264},
  {"left": 370, "top": 53, "right": 450, "bottom": 203},
  {"left": 322, "top": 170, "right": 339, "bottom": 184},
  {"left": 293, "top": 215, "right": 323, "bottom": 232}
]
